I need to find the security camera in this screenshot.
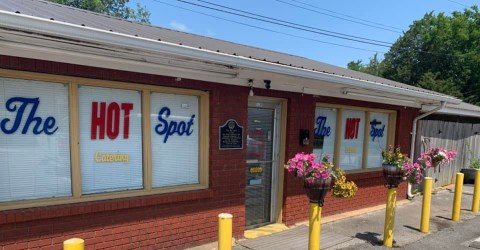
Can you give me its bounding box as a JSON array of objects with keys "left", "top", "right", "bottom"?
[{"left": 264, "top": 80, "right": 271, "bottom": 90}]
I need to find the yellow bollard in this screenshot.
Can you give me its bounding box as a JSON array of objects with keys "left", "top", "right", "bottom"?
[
  {"left": 63, "top": 238, "right": 84, "bottom": 250},
  {"left": 452, "top": 173, "right": 464, "bottom": 222},
  {"left": 218, "top": 213, "right": 233, "bottom": 250},
  {"left": 420, "top": 177, "right": 433, "bottom": 233},
  {"left": 472, "top": 169, "right": 480, "bottom": 213},
  {"left": 308, "top": 203, "right": 321, "bottom": 250},
  {"left": 383, "top": 188, "right": 397, "bottom": 247}
]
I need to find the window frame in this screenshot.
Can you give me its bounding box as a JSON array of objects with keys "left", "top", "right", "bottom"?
[
  {"left": 0, "top": 69, "right": 209, "bottom": 211},
  {"left": 316, "top": 103, "right": 396, "bottom": 173}
]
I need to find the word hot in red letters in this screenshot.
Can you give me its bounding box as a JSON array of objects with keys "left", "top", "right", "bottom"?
[
  {"left": 344, "top": 118, "right": 360, "bottom": 140},
  {"left": 91, "top": 102, "right": 133, "bottom": 140}
]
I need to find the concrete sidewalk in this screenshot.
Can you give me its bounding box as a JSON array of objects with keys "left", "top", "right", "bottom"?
[{"left": 233, "top": 184, "right": 479, "bottom": 249}]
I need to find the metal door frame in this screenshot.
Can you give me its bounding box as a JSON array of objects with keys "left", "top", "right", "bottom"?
[{"left": 247, "top": 96, "right": 282, "bottom": 227}]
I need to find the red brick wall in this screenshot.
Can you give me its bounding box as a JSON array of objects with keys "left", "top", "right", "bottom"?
[
  {"left": 0, "top": 55, "right": 418, "bottom": 249},
  {"left": 0, "top": 56, "right": 248, "bottom": 249},
  {"left": 281, "top": 96, "right": 416, "bottom": 225}
]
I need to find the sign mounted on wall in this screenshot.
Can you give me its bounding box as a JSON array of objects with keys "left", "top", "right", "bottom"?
[{"left": 219, "top": 119, "right": 243, "bottom": 150}]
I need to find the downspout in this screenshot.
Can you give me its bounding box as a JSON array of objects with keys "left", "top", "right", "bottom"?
[{"left": 407, "top": 101, "right": 446, "bottom": 199}]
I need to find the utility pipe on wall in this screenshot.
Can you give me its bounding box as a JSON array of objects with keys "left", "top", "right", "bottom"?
[{"left": 408, "top": 101, "right": 446, "bottom": 199}]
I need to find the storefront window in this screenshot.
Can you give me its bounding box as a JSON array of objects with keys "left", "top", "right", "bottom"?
[
  {"left": 0, "top": 78, "right": 71, "bottom": 202},
  {"left": 313, "top": 107, "right": 337, "bottom": 161},
  {"left": 340, "top": 110, "right": 365, "bottom": 170},
  {"left": 78, "top": 86, "right": 143, "bottom": 194},
  {"left": 151, "top": 92, "right": 199, "bottom": 187},
  {"left": 367, "top": 112, "right": 389, "bottom": 168}
]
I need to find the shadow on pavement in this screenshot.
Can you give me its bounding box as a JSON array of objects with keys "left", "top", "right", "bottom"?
[
  {"left": 354, "top": 232, "right": 384, "bottom": 246},
  {"left": 435, "top": 215, "right": 452, "bottom": 221},
  {"left": 403, "top": 225, "right": 421, "bottom": 232}
]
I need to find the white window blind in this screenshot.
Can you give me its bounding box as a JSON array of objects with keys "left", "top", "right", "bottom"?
[
  {"left": 0, "top": 78, "right": 71, "bottom": 202},
  {"left": 78, "top": 86, "right": 143, "bottom": 194},
  {"left": 313, "top": 107, "right": 337, "bottom": 161},
  {"left": 151, "top": 92, "right": 199, "bottom": 187},
  {"left": 340, "top": 110, "right": 365, "bottom": 170},
  {"left": 367, "top": 112, "right": 389, "bottom": 168}
]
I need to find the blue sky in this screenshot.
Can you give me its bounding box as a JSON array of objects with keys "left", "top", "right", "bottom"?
[{"left": 130, "top": 0, "right": 478, "bottom": 67}]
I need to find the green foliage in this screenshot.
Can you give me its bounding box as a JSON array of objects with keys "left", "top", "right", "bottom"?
[
  {"left": 417, "top": 72, "right": 463, "bottom": 98},
  {"left": 49, "top": 0, "right": 151, "bottom": 23},
  {"left": 347, "top": 53, "right": 384, "bottom": 76},
  {"left": 471, "top": 158, "right": 480, "bottom": 169},
  {"left": 348, "top": 6, "right": 480, "bottom": 105}
]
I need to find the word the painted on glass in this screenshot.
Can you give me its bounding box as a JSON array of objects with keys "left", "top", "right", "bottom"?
[
  {"left": 314, "top": 116, "right": 331, "bottom": 137},
  {"left": 94, "top": 150, "right": 129, "bottom": 163},
  {"left": 345, "top": 147, "right": 358, "bottom": 154},
  {"left": 91, "top": 102, "right": 134, "bottom": 140},
  {"left": 370, "top": 119, "right": 385, "bottom": 141},
  {"left": 1, "top": 97, "right": 58, "bottom": 135},
  {"left": 344, "top": 118, "right": 361, "bottom": 139},
  {"left": 155, "top": 107, "right": 195, "bottom": 143}
]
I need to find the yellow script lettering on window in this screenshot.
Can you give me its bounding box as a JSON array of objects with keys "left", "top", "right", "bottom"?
[{"left": 94, "top": 150, "right": 129, "bottom": 163}]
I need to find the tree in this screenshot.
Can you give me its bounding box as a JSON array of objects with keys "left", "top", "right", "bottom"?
[
  {"left": 347, "top": 53, "right": 383, "bottom": 77},
  {"left": 348, "top": 6, "right": 480, "bottom": 104},
  {"left": 49, "top": 0, "right": 151, "bottom": 23}
]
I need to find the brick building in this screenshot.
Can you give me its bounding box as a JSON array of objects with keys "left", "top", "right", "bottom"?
[{"left": 0, "top": 1, "right": 461, "bottom": 249}]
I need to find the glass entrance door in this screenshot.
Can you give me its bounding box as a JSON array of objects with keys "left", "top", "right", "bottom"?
[{"left": 245, "top": 101, "right": 280, "bottom": 228}]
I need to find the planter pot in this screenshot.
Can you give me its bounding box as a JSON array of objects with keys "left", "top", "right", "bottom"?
[
  {"left": 304, "top": 177, "right": 332, "bottom": 207},
  {"left": 460, "top": 168, "right": 479, "bottom": 184},
  {"left": 382, "top": 164, "right": 404, "bottom": 189}
]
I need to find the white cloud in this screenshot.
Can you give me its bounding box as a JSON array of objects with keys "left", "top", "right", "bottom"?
[{"left": 169, "top": 21, "right": 189, "bottom": 32}]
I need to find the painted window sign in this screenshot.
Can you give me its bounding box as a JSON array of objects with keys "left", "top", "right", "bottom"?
[
  {"left": 367, "top": 112, "right": 389, "bottom": 168},
  {"left": 313, "top": 107, "right": 337, "bottom": 159},
  {"left": 150, "top": 92, "right": 199, "bottom": 187},
  {"left": 344, "top": 118, "right": 361, "bottom": 139},
  {"left": 79, "top": 86, "right": 143, "bottom": 194},
  {"left": 369, "top": 119, "right": 385, "bottom": 141},
  {"left": 314, "top": 116, "right": 331, "bottom": 137},
  {"left": 0, "top": 78, "right": 71, "bottom": 202},
  {"left": 340, "top": 110, "right": 365, "bottom": 170},
  {"left": 90, "top": 102, "right": 133, "bottom": 140},
  {"left": 155, "top": 106, "right": 195, "bottom": 143},
  {"left": 1, "top": 97, "right": 58, "bottom": 135}
]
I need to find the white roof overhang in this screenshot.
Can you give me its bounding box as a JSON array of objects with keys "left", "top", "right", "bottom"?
[{"left": 421, "top": 104, "right": 480, "bottom": 118}]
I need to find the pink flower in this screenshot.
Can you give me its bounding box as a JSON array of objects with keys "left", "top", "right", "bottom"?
[
  {"left": 312, "top": 162, "right": 322, "bottom": 169},
  {"left": 321, "top": 171, "right": 329, "bottom": 179}
]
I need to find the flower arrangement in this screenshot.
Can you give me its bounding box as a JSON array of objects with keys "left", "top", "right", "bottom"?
[
  {"left": 381, "top": 145, "right": 409, "bottom": 168},
  {"left": 400, "top": 147, "right": 457, "bottom": 184},
  {"left": 330, "top": 168, "right": 358, "bottom": 198},
  {"left": 417, "top": 147, "right": 457, "bottom": 168},
  {"left": 402, "top": 162, "right": 423, "bottom": 184},
  {"left": 285, "top": 153, "right": 357, "bottom": 199}
]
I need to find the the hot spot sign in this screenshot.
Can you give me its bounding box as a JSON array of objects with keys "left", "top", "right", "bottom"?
[
  {"left": 344, "top": 118, "right": 361, "bottom": 140},
  {"left": 90, "top": 102, "right": 195, "bottom": 143},
  {"left": 90, "top": 102, "right": 133, "bottom": 140},
  {"left": 1, "top": 97, "right": 58, "bottom": 135}
]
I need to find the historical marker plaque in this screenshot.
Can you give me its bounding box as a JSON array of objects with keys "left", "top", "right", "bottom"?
[{"left": 219, "top": 119, "right": 243, "bottom": 150}]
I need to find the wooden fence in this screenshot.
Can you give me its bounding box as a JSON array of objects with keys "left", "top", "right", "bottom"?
[{"left": 415, "top": 120, "right": 480, "bottom": 189}]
